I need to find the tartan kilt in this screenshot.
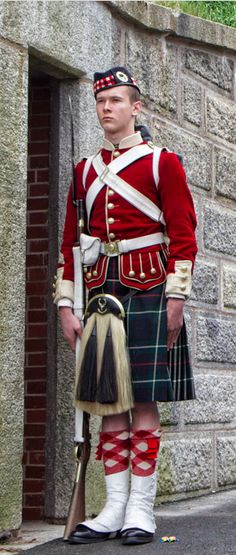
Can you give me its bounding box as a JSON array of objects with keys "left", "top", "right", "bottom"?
[{"left": 89, "top": 258, "right": 196, "bottom": 403}]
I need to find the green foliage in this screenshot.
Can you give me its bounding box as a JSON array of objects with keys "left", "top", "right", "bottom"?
[{"left": 155, "top": 1, "right": 236, "bottom": 28}]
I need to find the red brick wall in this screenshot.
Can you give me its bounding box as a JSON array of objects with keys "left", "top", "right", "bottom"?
[{"left": 23, "top": 77, "right": 50, "bottom": 520}]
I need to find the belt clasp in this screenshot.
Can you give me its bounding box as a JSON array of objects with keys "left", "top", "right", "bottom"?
[{"left": 103, "top": 240, "right": 120, "bottom": 255}]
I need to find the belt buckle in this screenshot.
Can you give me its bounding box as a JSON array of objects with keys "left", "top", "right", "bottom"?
[{"left": 104, "top": 240, "right": 120, "bottom": 255}]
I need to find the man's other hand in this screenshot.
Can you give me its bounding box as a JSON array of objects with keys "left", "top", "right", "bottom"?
[
  {"left": 166, "top": 298, "right": 185, "bottom": 350},
  {"left": 59, "top": 306, "right": 83, "bottom": 352}
]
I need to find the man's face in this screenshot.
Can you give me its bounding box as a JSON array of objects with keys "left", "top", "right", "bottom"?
[{"left": 95, "top": 86, "right": 141, "bottom": 138}]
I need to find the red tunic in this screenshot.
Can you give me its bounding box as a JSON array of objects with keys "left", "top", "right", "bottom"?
[{"left": 56, "top": 140, "right": 197, "bottom": 300}]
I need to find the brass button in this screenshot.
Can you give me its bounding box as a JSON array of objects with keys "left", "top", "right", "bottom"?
[
  {"left": 87, "top": 272, "right": 92, "bottom": 279},
  {"left": 83, "top": 267, "right": 88, "bottom": 273},
  {"left": 140, "top": 272, "right": 146, "bottom": 279},
  {"left": 150, "top": 268, "right": 156, "bottom": 274},
  {"left": 107, "top": 203, "right": 114, "bottom": 209},
  {"left": 109, "top": 232, "right": 116, "bottom": 240},
  {"left": 53, "top": 283, "right": 56, "bottom": 289},
  {"left": 108, "top": 217, "right": 114, "bottom": 224},
  {"left": 129, "top": 270, "right": 135, "bottom": 277},
  {"left": 180, "top": 285, "right": 186, "bottom": 291},
  {"left": 92, "top": 270, "right": 98, "bottom": 276},
  {"left": 181, "top": 275, "right": 187, "bottom": 281},
  {"left": 108, "top": 189, "right": 114, "bottom": 196},
  {"left": 113, "top": 150, "right": 120, "bottom": 157},
  {"left": 180, "top": 266, "right": 188, "bottom": 273}
]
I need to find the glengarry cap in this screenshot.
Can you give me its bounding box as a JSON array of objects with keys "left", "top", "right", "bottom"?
[{"left": 93, "top": 66, "right": 140, "bottom": 96}]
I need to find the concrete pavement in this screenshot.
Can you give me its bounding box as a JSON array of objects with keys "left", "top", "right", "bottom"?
[{"left": 1, "top": 489, "right": 236, "bottom": 555}]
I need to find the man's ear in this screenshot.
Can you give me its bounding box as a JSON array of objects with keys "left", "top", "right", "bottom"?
[{"left": 132, "top": 100, "right": 142, "bottom": 116}]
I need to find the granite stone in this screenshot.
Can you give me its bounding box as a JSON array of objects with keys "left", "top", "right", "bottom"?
[
  {"left": 182, "top": 374, "right": 235, "bottom": 424},
  {"left": 0, "top": 41, "right": 28, "bottom": 530},
  {"left": 0, "top": 1, "right": 112, "bottom": 78},
  {"left": 159, "top": 403, "right": 181, "bottom": 427},
  {"left": 158, "top": 437, "right": 212, "bottom": 495},
  {"left": 223, "top": 264, "right": 236, "bottom": 309},
  {"left": 191, "top": 259, "right": 218, "bottom": 305},
  {"left": 182, "top": 79, "right": 202, "bottom": 127},
  {"left": 184, "top": 49, "right": 234, "bottom": 92},
  {"left": 197, "top": 315, "right": 236, "bottom": 363},
  {"left": 215, "top": 148, "right": 236, "bottom": 203},
  {"left": 217, "top": 436, "right": 236, "bottom": 486},
  {"left": 126, "top": 31, "right": 178, "bottom": 114},
  {"left": 204, "top": 202, "right": 236, "bottom": 257},
  {"left": 154, "top": 121, "right": 212, "bottom": 191},
  {"left": 206, "top": 94, "right": 236, "bottom": 144}
]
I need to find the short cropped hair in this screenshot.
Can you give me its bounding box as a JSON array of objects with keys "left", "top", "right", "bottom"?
[{"left": 128, "top": 87, "right": 141, "bottom": 103}]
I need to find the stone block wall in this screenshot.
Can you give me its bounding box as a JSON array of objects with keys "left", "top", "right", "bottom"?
[
  {"left": 0, "top": 36, "right": 28, "bottom": 532},
  {"left": 0, "top": 0, "right": 235, "bottom": 531}
]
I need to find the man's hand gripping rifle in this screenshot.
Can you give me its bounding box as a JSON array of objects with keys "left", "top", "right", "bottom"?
[{"left": 63, "top": 97, "right": 91, "bottom": 541}]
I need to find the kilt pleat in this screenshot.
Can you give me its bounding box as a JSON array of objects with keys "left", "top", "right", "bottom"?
[{"left": 89, "top": 258, "right": 195, "bottom": 403}]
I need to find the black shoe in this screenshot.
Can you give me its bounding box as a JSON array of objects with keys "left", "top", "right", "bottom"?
[
  {"left": 121, "top": 527, "right": 154, "bottom": 545},
  {"left": 68, "top": 523, "right": 120, "bottom": 544}
]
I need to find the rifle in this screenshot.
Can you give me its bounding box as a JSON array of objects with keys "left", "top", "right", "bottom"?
[{"left": 63, "top": 96, "right": 91, "bottom": 541}]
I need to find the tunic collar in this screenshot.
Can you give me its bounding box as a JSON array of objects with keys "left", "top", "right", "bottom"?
[{"left": 103, "top": 131, "right": 143, "bottom": 151}]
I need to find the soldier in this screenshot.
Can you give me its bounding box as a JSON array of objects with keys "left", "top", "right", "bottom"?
[{"left": 54, "top": 67, "right": 197, "bottom": 545}]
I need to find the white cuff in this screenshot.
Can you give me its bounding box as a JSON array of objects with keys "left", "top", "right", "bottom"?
[
  {"left": 52, "top": 267, "right": 74, "bottom": 305},
  {"left": 166, "top": 294, "right": 186, "bottom": 300},
  {"left": 165, "top": 260, "right": 192, "bottom": 298},
  {"left": 58, "top": 299, "right": 74, "bottom": 308}
]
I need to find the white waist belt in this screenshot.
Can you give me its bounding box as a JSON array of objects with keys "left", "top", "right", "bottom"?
[{"left": 100, "top": 232, "right": 164, "bottom": 256}]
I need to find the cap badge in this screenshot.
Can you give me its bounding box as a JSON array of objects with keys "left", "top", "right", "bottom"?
[{"left": 116, "top": 71, "right": 129, "bottom": 83}]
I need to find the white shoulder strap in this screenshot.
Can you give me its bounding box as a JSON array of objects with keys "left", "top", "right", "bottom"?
[
  {"left": 86, "top": 151, "right": 165, "bottom": 226},
  {"left": 91, "top": 144, "right": 153, "bottom": 188},
  {"left": 82, "top": 155, "right": 95, "bottom": 189},
  {"left": 153, "top": 146, "right": 172, "bottom": 189},
  {"left": 152, "top": 146, "right": 163, "bottom": 187},
  {"left": 101, "top": 169, "right": 165, "bottom": 224},
  {"left": 107, "top": 144, "right": 152, "bottom": 174},
  {"left": 84, "top": 145, "right": 165, "bottom": 191},
  {"left": 85, "top": 145, "right": 154, "bottom": 224},
  {"left": 83, "top": 144, "right": 152, "bottom": 191}
]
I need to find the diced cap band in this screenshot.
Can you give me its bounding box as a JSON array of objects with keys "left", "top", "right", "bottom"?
[{"left": 93, "top": 66, "right": 140, "bottom": 96}]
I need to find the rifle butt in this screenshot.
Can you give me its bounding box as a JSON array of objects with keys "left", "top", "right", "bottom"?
[
  {"left": 63, "top": 414, "right": 90, "bottom": 541},
  {"left": 63, "top": 463, "right": 86, "bottom": 541}
]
